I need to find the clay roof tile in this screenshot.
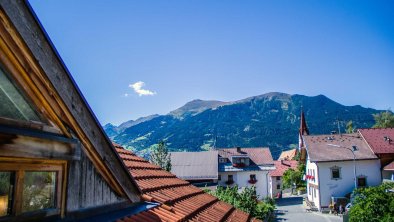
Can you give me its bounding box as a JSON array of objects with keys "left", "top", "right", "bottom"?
[
  {"left": 359, "top": 128, "right": 394, "bottom": 154},
  {"left": 114, "top": 145, "right": 258, "bottom": 221}
]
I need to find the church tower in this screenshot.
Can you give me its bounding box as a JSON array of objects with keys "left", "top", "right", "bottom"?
[{"left": 298, "top": 107, "right": 309, "bottom": 161}]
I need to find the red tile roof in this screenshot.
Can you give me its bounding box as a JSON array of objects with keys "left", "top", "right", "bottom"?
[
  {"left": 359, "top": 128, "right": 394, "bottom": 155},
  {"left": 383, "top": 161, "right": 394, "bottom": 171},
  {"left": 114, "top": 145, "right": 260, "bottom": 222},
  {"left": 218, "top": 147, "right": 274, "bottom": 165},
  {"left": 269, "top": 160, "right": 298, "bottom": 177}
]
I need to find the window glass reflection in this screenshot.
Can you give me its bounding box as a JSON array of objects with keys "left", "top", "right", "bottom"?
[
  {"left": 22, "top": 172, "right": 56, "bottom": 213},
  {"left": 0, "top": 171, "right": 14, "bottom": 217},
  {"left": 0, "top": 67, "right": 41, "bottom": 122}
]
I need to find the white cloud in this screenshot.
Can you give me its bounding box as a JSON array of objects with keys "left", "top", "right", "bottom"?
[{"left": 129, "top": 81, "right": 156, "bottom": 96}]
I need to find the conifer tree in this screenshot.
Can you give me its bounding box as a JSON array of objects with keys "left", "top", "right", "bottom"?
[{"left": 149, "top": 141, "right": 171, "bottom": 171}]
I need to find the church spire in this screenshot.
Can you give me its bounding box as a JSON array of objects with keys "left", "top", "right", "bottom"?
[
  {"left": 298, "top": 107, "right": 309, "bottom": 151},
  {"left": 298, "top": 106, "right": 309, "bottom": 163},
  {"left": 299, "top": 107, "right": 309, "bottom": 136}
]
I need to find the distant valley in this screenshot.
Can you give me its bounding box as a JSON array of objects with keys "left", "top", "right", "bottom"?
[{"left": 104, "top": 92, "right": 381, "bottom": 159}]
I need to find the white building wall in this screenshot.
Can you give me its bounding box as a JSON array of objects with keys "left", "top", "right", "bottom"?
[
  {"left": 306, "top": 160, "right": 320, "bottom": 208},
  {"left": 269, "top": 176, "right": 283, "bottom": 198},
  {"left": 218, "top": 172, "right": 236, "bottom": 187},
  {"left": 218, "top": 170, "right": 269, "bottom": 199},
  {"left": 308, "top": 159, "right": 381, "bottom": 210}
]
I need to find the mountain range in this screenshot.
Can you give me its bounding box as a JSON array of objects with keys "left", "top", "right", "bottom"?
[{"left": 104, "top": 92, "right": 381, "bottom": 159}]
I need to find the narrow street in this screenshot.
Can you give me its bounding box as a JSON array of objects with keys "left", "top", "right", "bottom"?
[{"left": 274, "top": 196, "right": 342, "bottom": 222}]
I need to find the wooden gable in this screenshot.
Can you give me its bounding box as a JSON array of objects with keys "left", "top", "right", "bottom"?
[{"left": 0, "top": 1, "right": 140, "bottom": 220}]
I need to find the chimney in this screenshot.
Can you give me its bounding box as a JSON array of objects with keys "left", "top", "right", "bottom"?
[
  {"left": 280, "top": 159, "right": 283, "bottom": 165},
  {"left": 236, "top": 147, "right": 241, "bottom": 153}
]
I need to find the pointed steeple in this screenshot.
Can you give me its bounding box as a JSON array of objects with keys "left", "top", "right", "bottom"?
[
  {"left": 298, "top": 106, "right": 309, "bottom": 163},
  {"left": 298, "top": 107, "right": 309, "bottom": 151},
  {"left": 299, "top": 107, "right": 309, "bottom": 136}
]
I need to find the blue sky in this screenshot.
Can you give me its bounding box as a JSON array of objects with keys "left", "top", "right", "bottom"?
[{"left": 29, "top": 0, "right": 394, "bottom": 125}]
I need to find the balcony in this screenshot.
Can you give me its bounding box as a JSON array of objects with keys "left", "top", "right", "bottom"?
[
  {"left": 232, "top": 163, "right": 246, "bottom": 168},
  {"left": 231, "top": 156, "right": 250, "bottom": 168}
]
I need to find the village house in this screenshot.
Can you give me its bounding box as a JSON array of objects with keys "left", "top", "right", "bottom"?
[
  {"left": 278, "top": 149, "right": 297, "bottom": 161},
  {"left": 0, "top": 1, "right": 260, "bottom": 221},
  {"left": 170, "top": 151, "right": 218, "bottom": 186},
  {"left": 303, "top": 133, "right": 381, "bottom": 211},
  {"left": 217, "top": 147, "right": 275, "bottom": 199},
  {"left": 359, "top": 128, "right": 394, "bottom": 182},
  {"left": 170, "top": 149, "right": 276, "bottom": 199},
  {"left": 268, "top": 160, "right": 298, "bottom": 198}
]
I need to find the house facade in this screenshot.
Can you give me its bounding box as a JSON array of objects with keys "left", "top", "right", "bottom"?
[
  {"left": 268, "top": 160, "right": 298, "bottom": 198},
  {"left": 169, "top": 148, "right": 276, "bottom": 199},
  {"left": 217, "top": 147, "right": 275, "bottom": 199},
  {"left": 303, "top": 133, "right": 381, "bottom": 210}
]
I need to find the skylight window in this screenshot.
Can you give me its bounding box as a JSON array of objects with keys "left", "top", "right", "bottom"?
[{"left": 0, "top": 67, "right": 41, "bottom": 122}]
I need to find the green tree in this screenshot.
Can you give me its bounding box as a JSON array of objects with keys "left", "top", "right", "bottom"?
[
  {"left": 282, "top": 162, "right": 306, "bottom": 193},
  {"left": 282, "top": 169, "right": 299, "bottom": 189},
  {"left": 206, "top": 185, "right": 275, "bottom": 220},
  {"left": 346, "top": 120, "right": 355, "bottom": 133},
  {"left": 149, "top": 141, "right": 171, "bottom": 171},
  {"left": 349, "top": 182, "right": 394, "bottom": 222},
  {"left": 373, "top": 110, "right": 394, "bottom": 128},
  {"left": 294, "top": 150, "right": 301, "bottom": 161},
  {"left": 297, "top": 162, "right": 306, "bottom": 175}
]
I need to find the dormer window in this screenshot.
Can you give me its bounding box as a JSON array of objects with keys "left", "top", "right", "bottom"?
[
  {"left": 231, "top": 156, "right": 250, "bottom": 167},
  {"left": 0, "top": 67, "right": 42, "bottom": 123}
]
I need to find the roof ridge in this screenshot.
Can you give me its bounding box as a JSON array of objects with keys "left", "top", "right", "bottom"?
[
  {"left": 168, "top": 190, "right": 205, "bottom": 205},
  {"left": 191, "top": 201, "right": 235, "bottom": 222},
  {"left": 139, "top": 180, "right": 190, "bottom": 193},
  {"left": 218, "top": 147, "right": 270, "bottom": 149},
  {"left": 182, "top": 197, "right": 219, "bottom": 220},
  {"left": 220, "top": 206, "right": 236, "bottom": 222},
  {"left": 133, "top": 174, "right": 176, "bottom": 180}
]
